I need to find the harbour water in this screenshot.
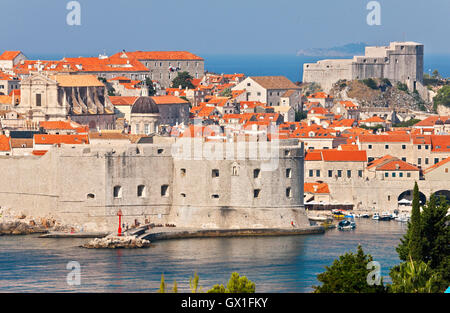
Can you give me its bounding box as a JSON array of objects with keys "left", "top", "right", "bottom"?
[{"left": 0, "top": 219, "right": 406, "bottom": 292}]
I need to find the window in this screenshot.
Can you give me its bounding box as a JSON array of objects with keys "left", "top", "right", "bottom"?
[
  {"left": 425, "top": 145, "right": 429, "bottom": 150},
  {"left": 286, "top": 187, "right": 292, "bottom": 198},
  {"left": 402, "top": 145, "right": 406, "bottom": 149},
  {"left": 247, "top": 83, "right": 251, "bottom": 86},
  {"left": 418, "top": 158, "right": 421, "bottom": 165},
  {"left": 407, "top": 173, "right": 411, "bottom": 177},
  {"left": 401, "top": 157, "right": 406, "bottom": 161},
  {"left": 87, "top": 193, "right": 95, "bottom": 199},
  {"left": 347, "top": 170, "right": 351, "bottom": 178},
  {"left": 316, "top": 170, "right": 320, "bottom": 177},
  {"left": 286, "top": 168, "right": 292, "bottom": 178},
  {"left": 257, "top": 92, "right": 261, "bottom": 96},
  {"left": 180, "top": 168, "right": 186, "bottom": 176},
  {"left": 399, "top": 172, "right": 403, "bottom": 178},
  {"left": 392, "top": 172, "right": 396, "bottom": 177},
  {"left": 309, "top": 170, "right": 313, "bottom": 177},
  {"left": 425, "top": 158, "right": 429, "bottom": 165},
  {"left": 254, "top": 189, "right": 261, "bottom": 198},
  {"left": 254, "top": 169, "right": 261, "bottom": 178},
  {"left": 212, "top": 169, "right": 219, "bottom": 177},
  {"left": 337, "top": 170, "right": 342, "bottom": 178},
  {"left": 418, "top": 145, "right": 422, "bottom": 150},
  {"left": 211, "top": 194, "right": 219, "bottom": 199},
  {"left": 434, "top": 158, "right": 439, "bottom": 164},
  {"left": 445, "top": 168, "right": 448, "bottom": 173},
  {"left": 385, "top": 145, "right": 389, "bottom": 149},
  {"left": 358, "top": 170, "right": 363, "bottom": 178},
  {"left": 368, "top": 145, "right": 372, "bottom": 149},
  {"left": 135, "top": 124, "right": 140, "bottom": 134},
  {"left": 284, "top": 150, "right": 290, "bottom": 156},
  {"left": 36, "top": 94, "right": 41, "bottom": 106},
  {"left": 232, "top": 164, "right": 239, "bottom": 176},
  {"left": 157, "top": 149, "right": 164, "bottom": 154},
  {"left": 113, "top": 186, "right": 122, "bottom": 198},
  {"left": 180, "top": 193, "right": 186, "bottom": 198},
  {"left": 137, "top": 185, "right": 146, "bottom": 198},
  {"left": 388, "top": 195, "right": 391, "bottom": 201},
  {"left": 161, "top": 185, "right": 169, "bottom": 197},
  {"left": 328, "top": 170, "right": 333, "bottom": 178},
  {"left": 144, "top": 124, "right": 149, "bottom": 134},
  {"left": 385, "top": 172, "right": 388, "bottom": 178}
]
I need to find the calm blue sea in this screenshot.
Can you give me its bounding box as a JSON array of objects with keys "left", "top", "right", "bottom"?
[
  {"left": 0, "top": 219, "right": 406, "bottom": 292},
  {"left": 30, "top": 53, "right": 450, "bottom": 83}
]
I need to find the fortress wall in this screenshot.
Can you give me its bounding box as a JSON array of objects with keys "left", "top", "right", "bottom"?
[
  {"left": 302, "top": 60, "right": 352, "bottom": 91},
  {"left": 0, "top": 141, "right": 309, "bottom": 231}
]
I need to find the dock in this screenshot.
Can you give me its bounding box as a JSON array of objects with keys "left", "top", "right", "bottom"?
[
  {"left": 39, "top": 231, "right": 110, "bottom": 238},
  {"left": 132, "top": 225, "right": 325, "bottom": 242}
]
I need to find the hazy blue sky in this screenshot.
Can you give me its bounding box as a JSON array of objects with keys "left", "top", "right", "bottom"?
[{"left": 1, "top": 0, "right": 449, "bottom": 56}]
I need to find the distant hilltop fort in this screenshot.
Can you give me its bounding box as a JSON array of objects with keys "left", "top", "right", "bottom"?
[{"left": 302, "top": 41, "right": 425, "bottom": 97}]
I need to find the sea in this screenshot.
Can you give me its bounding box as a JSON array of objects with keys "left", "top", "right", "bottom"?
[
  {"left": 0, "top": 219, "right": 407, "bottom": 292},
  {"left": 30, "top": 53, "right": 450, "bottom": 83}
]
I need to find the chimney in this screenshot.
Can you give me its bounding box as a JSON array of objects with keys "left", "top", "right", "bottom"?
[
  {"left": 395, "top": 163, "right": 400, "bottom": 170},
  {"left": 313, "top": 185, "right": 318, "bottom": 192}
]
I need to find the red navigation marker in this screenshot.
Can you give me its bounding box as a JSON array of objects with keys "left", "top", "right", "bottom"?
[{"left": 117, "top": 209, "right": 123, "bottom": 236}]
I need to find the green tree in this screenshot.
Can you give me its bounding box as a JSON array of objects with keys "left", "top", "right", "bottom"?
[
  {"left": 420, "top": 194, "right": 450, "bottom": 290},
  {"left": 144, "top": 78, "right": 156, "bottom": 96},
  {"left": 158, "top": 273, "right": 166, "bottom": 293},
  {"left": 313, "top": 245, "right": 386, "bottom": 293},
  {"left": 171, "top": 71, "right": 195, "bottom": 89},
  {"left": 397, "top": 182, "right": 423, "bottom": 262},
  {"left": 295, "top": 110, "right": 307, "bottom": 122},
  {"left": 362, "top": 78, "right": 378, "bottom": 90},
  {"left": 397, "top": 82, "right": 408, "bottom": 92},
  {"left": 189, "top": 272, "right": 202, "bottom": 293},
  {"left": 219, "top": 88, "right": 232, "bottom": 97},
  {"left": 432, "top": 69, "right": 440, "bottom": 79},
  {"left": 389, "top": 257, "right": 440, "bottom": 293},
  {"left": 172, "top": 279, "right": 178, "bottom": 293},
  {"left": 434, "top": 85, "right": 450, "bottom": 108},
  {"left": 208, "top": 272, "right": 256, "bottom": 293}
]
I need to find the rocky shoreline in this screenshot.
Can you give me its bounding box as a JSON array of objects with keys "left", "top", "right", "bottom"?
[
  {"left": 81, "top": 235, "right": 151, "bottom": 249},
  {"left": 0, "top": 209, "right": 71, "bottom": 236}
]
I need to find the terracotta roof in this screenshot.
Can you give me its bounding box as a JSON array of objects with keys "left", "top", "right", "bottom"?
[
  {"left": 89, "top": 132, "right": 130, "bottom": 140},
  {"left": 376, "top": 159, "right": 419, "bottom": 171},
  {"left": 360, "top": 116, "right": 386, "bottom": 123},
  {"left": 0, "top": 135, "right": 11, "bottom": 151},
  {"left": 367, "top": 155, "right": 396, "bottom": 169},
  {"left": 32, "top": 150, "right": 47, "bottom": 156},
  {"left": 250, "top": 76, "right": 299, "bottom": 90},
  {"left": 34, "top": 134, "right": 89, "bottom": 145},
  {"left": 0, "top": 95, "right": 12, "bottom": 104},
  {"left": 151, "top": 95, "right": 189, "bottom": 105},
  {"left": 10, "top": 138, "right": 33, "bottom": 149},
  {"left": 109, "top": 96, "right": 139, "bottom": 106},
  {"left": 49, "top": 74, "right": 104, "bottom": 87},
  {"left": 359, "top": 134, "right": 411, "bottom": 143},
  {"left": 431, "top": 135, "right": 450, "bottom": 152},
  {"left": 321, "top": 150, "right": 367, "bottom": 162},
  {"left": 0, "top": 51, "right": 21, "bottom": 61},
  {"left": 423, "top": 157, "right": 450, "bottom": 174},
  {"left": 113, "top": 51, "right": 203, "bottom": 61},
  {"left": 307, "top": 92, "right": 332, "bottom": 99},
  {"left": 304, "top": 182, "right": 330, "bottom": 194},
  {"left": 39, "top": 120, "right": 78, "bottom": 130},
  {"left": 414, "top": 116, "right": 449, "bottom": 127}
]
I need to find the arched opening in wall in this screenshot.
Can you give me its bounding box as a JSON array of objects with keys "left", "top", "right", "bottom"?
[
  {"left": 433, "top": 190, "right": 450, "bottom": 204},
  {"left": 398, "top": 189, "right": 426, "bottom": 205},
  {"left": 137, "top": 185, "right": 146, "bottom": 198},
  {"left": 87, "top": 193, "right": 95, "bottom": 199},
  {"left": 113, "top": 186, "right": 122, "bottom": 198}
]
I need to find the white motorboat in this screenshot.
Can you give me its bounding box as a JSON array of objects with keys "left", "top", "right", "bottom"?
[{"left": 372, "top": 212, "right": 380, "bottom": 220}]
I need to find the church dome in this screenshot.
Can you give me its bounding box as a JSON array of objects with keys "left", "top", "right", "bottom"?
[
  {"left": 444, "top": 119, "right": 450, "bottom": 125},
  {"left": 131, "top": 97, "right": 159, "bottom": 114},
  {"left": 435, "top": 119, "right": 444, "bottom": 125}
]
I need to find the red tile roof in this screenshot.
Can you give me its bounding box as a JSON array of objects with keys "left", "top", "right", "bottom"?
[
  {"left": 0, "top": 51, "right": 21, "bottom": 60},
  {"left": 423, "top": 157, "right": 450, "bottom": 174},
  {"left": 113, "top": 51, "right": 203, "bottom": 61},
  {"left": 359, "top": 134, "right": 411, "bottom": 143},
  {"left": 304, "top": 182, "right": 330, "bottom": 194},
  {"left": 376, "top": 159, "right": 419, "bottom": 171},
  {"left": 34, "top": 134, "right": 89, "bottom": 145},
  {"left": 0, "top": 135, "right": 11, "bottom": 151}
]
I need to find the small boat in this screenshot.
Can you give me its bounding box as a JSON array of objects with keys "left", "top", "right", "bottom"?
[
  {"left": 372, "top": 212, "right": 380, "bottom": 220},
  {"left": 344, "top": 213, "right": 356, "bottom": 218},
  {"left": 308, "top": 215, "right": 333, "bottom": 222},
  {"left": 380, "top": 212, "right": 392, "bottom": 221},
  {"left": 395, "top": 214, "right": 410, "bottom": 223},
  {"left": 359, "top": 213, "right": 370, "bottom": 218},
  {"left": 338, "top": 219, "right": 356, "bottom": 230}
]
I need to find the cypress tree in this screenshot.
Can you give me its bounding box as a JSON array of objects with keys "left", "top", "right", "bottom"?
[{"left": 409, "top": 182, "right": 423, "bottom": 261}]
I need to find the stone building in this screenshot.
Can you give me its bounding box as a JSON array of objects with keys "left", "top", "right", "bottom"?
[
  {"left": 110, "top": 51, "right": 205, "bottom": 88},
  {"left": 0, "top": 139, "right": 308, "bottom": 232},
  {"left": 130, "top": 97, "right": 160, "bottom": 135},
  {"left": 232, "top": 76, "right": 302, "bottom": 110},
  {"left": 303, "top": 42, "right": 425, "bottom": 95},
  {"left": 17, "top": 73, "right": 116, "bottom": 129},
  {"left": 0, "top": 51, "right": 27, "bottom": 74}
]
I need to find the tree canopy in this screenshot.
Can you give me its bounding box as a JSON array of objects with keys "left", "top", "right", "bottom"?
[
  {"left": 171, "top": 71, "right": 195, "bottom": 89},
  {"left": 434, "top": 85, "right": 450, "bottom": 108},
  {"left": 208, "top": 272, "right": 255, "bottom": 293}
]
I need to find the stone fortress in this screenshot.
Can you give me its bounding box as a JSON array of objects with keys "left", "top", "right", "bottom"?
[
  {"left": 0, "top": 138, "right": 308, "bottom": 232},
  {"left": 303, "top": 41, "right": 425, "bottom": 96}
]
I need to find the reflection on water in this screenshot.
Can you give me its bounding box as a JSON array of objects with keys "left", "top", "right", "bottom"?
[{"left": 0, "top": 219, "right": 406, "bottom": 292}]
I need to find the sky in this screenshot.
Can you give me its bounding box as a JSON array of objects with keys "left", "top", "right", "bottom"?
[{"left": 0, "top": 0, "right": 449, "bottom": 57}]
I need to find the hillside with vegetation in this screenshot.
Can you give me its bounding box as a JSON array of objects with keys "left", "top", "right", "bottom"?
[{"left": 329, "top": 78, "right": 429, "bottom": 112}]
